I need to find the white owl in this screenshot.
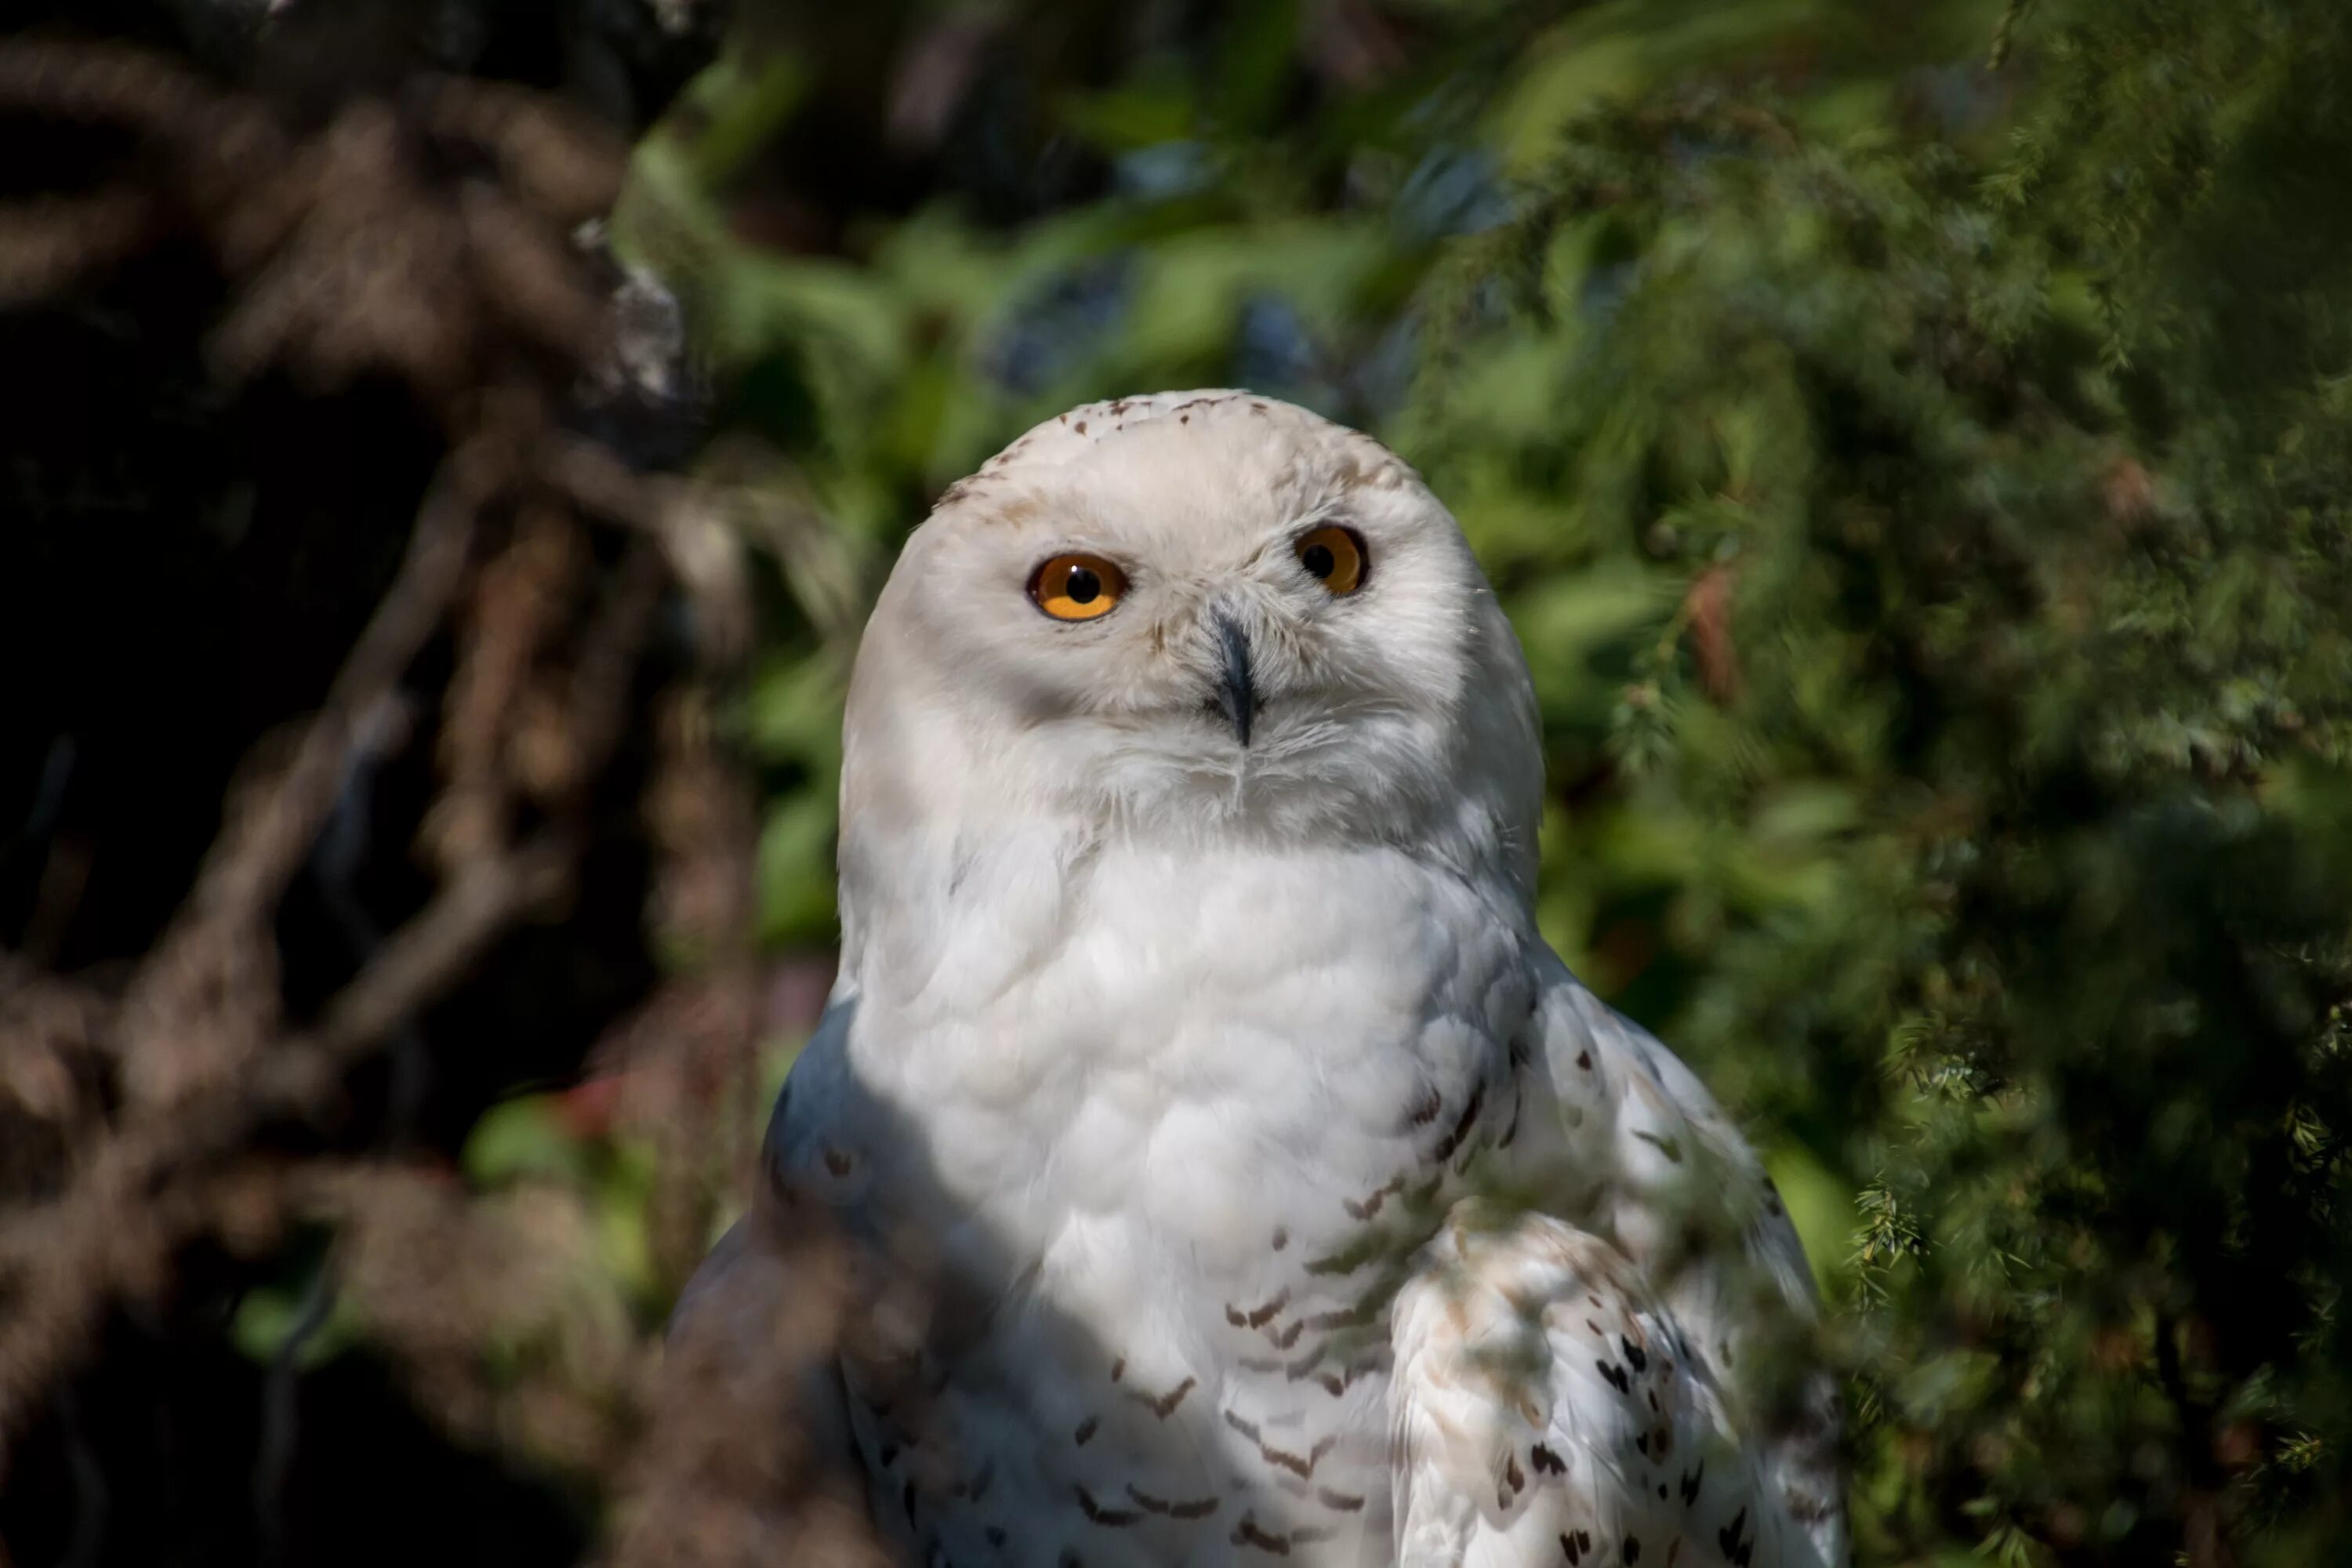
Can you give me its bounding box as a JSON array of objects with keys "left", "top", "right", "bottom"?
[{"left": 678, "top": 391, "right": 1845, "bottom": 1568}]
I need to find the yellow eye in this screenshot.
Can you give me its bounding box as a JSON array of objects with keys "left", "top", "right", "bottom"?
[
  {"left": 1029, "top": 553, "right": 1129, "bottom": 621},
  {"left": 1294, "top": 525, "right": 1367, "bottom": 595}
]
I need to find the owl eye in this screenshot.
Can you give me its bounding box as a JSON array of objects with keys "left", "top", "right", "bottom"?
[
  {"left": 1294, "top": 525, "right": 1367, "bottom": 595},
  {"left": 1029, "top": 553, "right": 1129, "bottom": 621}
]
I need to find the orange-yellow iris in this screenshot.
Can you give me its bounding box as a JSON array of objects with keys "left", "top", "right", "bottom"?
[
  {"left": 1295, "top": 525, "right": 1367, "bottom": 595},
  {"left": 1030, "top": 554, "right": 1129, "bottom": 620}
]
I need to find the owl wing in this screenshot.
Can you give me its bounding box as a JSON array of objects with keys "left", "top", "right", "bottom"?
[{"left": 1388, "top": 960, "right": 1846, "bottom": 1568}]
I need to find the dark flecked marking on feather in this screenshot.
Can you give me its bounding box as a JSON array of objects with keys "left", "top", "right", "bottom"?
[
  {"left": 1129, "top": 1486, "right": 1218, "bottom": 1520},
  {"left": 1232, "top": 1518, "right": 1289, "bottom": 1554},
  {"left": 1128, "top": 1375, "right": 1196, "bottom": 1418}
]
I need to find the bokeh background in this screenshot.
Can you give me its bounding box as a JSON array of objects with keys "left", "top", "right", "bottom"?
[{"left": 4, "top": 1, "right": 2351, "bottom": 1565}]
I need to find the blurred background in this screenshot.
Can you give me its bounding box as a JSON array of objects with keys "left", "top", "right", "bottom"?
[{"left": 2, "top": 1, "right": 2350, "bottom": 1564}]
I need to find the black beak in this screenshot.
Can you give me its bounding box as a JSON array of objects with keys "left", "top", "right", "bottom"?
[{"left": 1212, "top": 612, "right": 1257, "bottom": 748}]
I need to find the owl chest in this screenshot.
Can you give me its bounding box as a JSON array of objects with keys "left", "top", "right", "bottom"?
[
  {"left": 834, "top": 851, "right": 1535, "bottom": 1565},
  {"left": 882, "top": 847, "right": 1530, "bottom": 1250}
]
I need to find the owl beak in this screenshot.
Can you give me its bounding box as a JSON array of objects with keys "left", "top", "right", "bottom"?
[{"left": 1212, "top": 612, "right": 1257, "bottom": 748}]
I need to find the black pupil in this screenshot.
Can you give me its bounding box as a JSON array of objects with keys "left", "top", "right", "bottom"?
[
  {"left": 1065, "top": 565, "right": 1102, "bottom": 604},
  {"left": 1302, "top": 542, "right": 1337, "bottom": 579}
]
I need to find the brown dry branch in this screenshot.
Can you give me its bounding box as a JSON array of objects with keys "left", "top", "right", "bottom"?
[
  {"left": 411, "top": 76, "right": 631, "bottom": 229},
  {"left": 0, "top": 188, "right": 162, "bottom": 306},
  {"left": 430, "top": 495, "right": 589, "bottom": 872},
  {"left": 0, "top": 32, "right": 874, "bottom": 1562},
  {"left": 1685, "top": 562, "right": 1741, "bottom": 702},
  {"left": 633, "top": 688, "right": 765, "bottom": 1293},
  {"left": 0, "top": 420, "right": 524, "bottom": 1453},
  {"left": 288, "top": 1157, "right": 648, "bottom": 1478},
  {"left": 117, "top": 429, "right": 506, "bottom": 1116},
  {"left": 0, "top": 41, "right": 626, "bottom": 427},
  {"left": 568, "top": 537, "right": 676, "bottom": 788}
]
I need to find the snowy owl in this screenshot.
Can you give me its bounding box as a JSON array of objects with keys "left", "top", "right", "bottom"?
[{"left": 680, "top": 390, "right": 1846, "bottom": 1568}]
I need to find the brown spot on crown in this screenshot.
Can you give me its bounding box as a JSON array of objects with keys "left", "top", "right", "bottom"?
[
  {"left": 822, "top": 1147, "right": 852, "bottom": 1176},
  {"left": 1073, "top": 1415, "right": 1098, "bottom": 1446},
  {"left": 1074, "top": 1485, "right": 1142, "bottom": 1527},
  {"left": 989, "top": 494, "right": 1044, "bottom": 528},
  {"left": 1109, "top": 1357, "right": 1125, "bottom": 1383},
  {"left": 1074, "top": 419, "right": 1088, "bottom": 434},
  {"left": 1271, "top": 1225, "right": 1288, "bottom": 1250}
]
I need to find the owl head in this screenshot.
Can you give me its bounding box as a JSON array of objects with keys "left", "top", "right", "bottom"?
[{"left": 838, "top": 391, "right": 1543, "bottom": 911}]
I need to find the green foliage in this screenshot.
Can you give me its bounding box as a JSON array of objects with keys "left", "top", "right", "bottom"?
[
  {"left": 1431, "top": 52, "right": 2352, "bottom": 1557},
  {"left": 608, "top": 0, "right": 2352, "bottom": 1559}
]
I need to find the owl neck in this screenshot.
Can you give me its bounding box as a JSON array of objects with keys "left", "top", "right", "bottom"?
[
  {"left": 835, "top": 795, "right": 1534, "bottom": 1026},
  {"left": 832, "top": 664, "right": 1541, "bottom": 1011}
]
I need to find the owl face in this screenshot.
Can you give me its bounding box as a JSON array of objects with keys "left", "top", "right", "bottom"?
[{"left": 844, "top": 394, "right": 1541, "bottom": 879}]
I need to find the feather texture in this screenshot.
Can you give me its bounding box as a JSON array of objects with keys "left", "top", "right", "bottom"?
[{"left": 686, "top": 392, "right": 1843, "bottom": 1566}]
